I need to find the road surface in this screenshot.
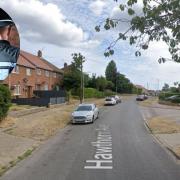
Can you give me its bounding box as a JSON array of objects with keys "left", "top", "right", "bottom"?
[{"left": 1, "top": 98, "right": 180, "bottom": 180}]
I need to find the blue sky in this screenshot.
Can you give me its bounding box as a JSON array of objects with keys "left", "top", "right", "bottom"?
[{"left": 1, "top": 0, "right": 180, "bottom": 89}]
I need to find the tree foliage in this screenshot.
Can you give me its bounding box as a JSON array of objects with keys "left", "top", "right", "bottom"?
[
  {"left": 63, "top": 53, "right": 85, "bottom": 93},
  {"left": 162, "top": 83, "right": 170, "bottom": 91},
  {"left": 95, "top": 0, "right": 180, "bottom": 62},
  {"left": 96, "top": 76, "right": 107, "bottom": 91},
  {"left": 0, "top": 85, "right": 11, "bottom": 121},
  {"left": 105, "top": 60, "right": 117, "bottom": 85}
]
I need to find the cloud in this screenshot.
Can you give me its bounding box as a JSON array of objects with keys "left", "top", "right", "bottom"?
[
  {"left": 0, "top": 0, "right": 98, "bottom": 48},
  {"left": 89, "top": 0, "right": 106, "bottom": 16}
]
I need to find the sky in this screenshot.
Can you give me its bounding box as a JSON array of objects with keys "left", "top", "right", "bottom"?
[{"left": 0, "top": 0, "right": 180, "bottom": 89}]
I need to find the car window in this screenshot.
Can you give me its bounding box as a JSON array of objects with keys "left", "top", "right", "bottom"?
[{"left": 76, "top": 106, "right": 92, "bottom": 111}]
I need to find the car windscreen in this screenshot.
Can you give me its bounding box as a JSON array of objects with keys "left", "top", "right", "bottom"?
[
  {"left": 76, "top": 106, "right": 92, "bottom": 111},
  {"left": 106, "top": 98, "right": 112, "bottom": 101}
]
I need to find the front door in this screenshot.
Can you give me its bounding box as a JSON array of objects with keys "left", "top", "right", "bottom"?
[{"left": 27, "top": 86, "right": 32, "bottom": 98}]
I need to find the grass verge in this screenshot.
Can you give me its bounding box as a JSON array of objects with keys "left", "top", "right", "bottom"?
[
  {"left": 148, "top": 116, "right": 180, "bottom": 134},
  {"left": 138, "top": 97, "right": 158, "bottom": 107}
]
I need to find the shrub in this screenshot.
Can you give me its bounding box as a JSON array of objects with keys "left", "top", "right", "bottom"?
[
  {"left": 0, "top": 85, "right": 11, "bottom": 121},
  {"left": 84, "top": 88, "right": 104, "bottom": 98}
]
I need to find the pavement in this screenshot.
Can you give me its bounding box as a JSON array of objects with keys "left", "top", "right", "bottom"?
[
  {"left": 139, "top": 98, "right": 180, "bottom": 159},
  {"left": 1, "top": 98, "right": 180, "bottom": 180},
  {"left": 0, "top": 131, "right": 38, "bottom": 168}
]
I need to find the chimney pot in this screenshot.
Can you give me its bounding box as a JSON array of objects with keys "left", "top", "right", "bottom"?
[{"left": 37, "top": 50, "right": 42, "bottom": 58}]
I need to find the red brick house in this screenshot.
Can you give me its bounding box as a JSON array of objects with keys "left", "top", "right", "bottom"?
[{"left": 3, "top": 50, "right": 63, "bottom": 98}]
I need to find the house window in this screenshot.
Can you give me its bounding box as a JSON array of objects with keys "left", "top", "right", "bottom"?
[
  {"left": 12, "top": 65, "right": 19, "bottom": 73},
  {"left": 26, "top": 68, "right": 32, "bottom": 76},
  {"left": 14, "top": 85, "right": 21, "bottom": 95},
  {"left": 44, "top": 84, "right": 48, "bottom": 90},
  {"left": 36, "top": 68, "right": 41, "bottom": 75},
  {"left": 53, "top": 72, "right": 56, "bottom": 78},
  {"left": 35, "top": 84, "right": 41, "bottom": 90},
  {"left": 45, "top": 70, "right": 49, "bottom": 77}
]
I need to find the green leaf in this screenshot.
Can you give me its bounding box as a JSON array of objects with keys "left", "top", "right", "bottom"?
[
  {"left": 119, "top": 4, "right": 125, "bottom": 11},
  {"left": 109, "top": 50, "right": 114, "bottom": 55},
  {"left": 104, "top": 24, "right": 110, "bottom": 30},
  {"left": 95, "top": 26, "right": 100, "bottom": 32},
  {"left": 128, "top": 8, "right": 135, "bottom": 15},
  {"left": 135, "top": 51, "right": 141, "bottom": 56}
]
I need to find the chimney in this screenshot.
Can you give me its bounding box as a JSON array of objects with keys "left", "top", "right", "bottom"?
[
  {"left": 64, "top": 63, "right": 68, "bottom": 68},
  {"left": 37, "top": 50, "right": 42, "bottom": 58}
]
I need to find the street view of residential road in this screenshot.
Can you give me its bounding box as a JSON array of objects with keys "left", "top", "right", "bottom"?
[{"left": 1, "top": 98, "right": 180, "bottom": 180}]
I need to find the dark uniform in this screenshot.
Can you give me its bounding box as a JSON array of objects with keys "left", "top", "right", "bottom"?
[{"left": 0, "top": 8, "right": 20, "bottom": 79}]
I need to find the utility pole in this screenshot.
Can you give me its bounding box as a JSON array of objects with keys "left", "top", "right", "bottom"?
[
  {"left": 115, "top": 72, "right": 118, "bottom": 94},
  {"left": 72, "top": 53, "right": 85, "bottom": 104},
  {"left": 80, "top": 55, "right": 85, "bottom": 104}
]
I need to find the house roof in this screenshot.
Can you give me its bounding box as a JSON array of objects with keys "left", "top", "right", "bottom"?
[
  {"left": 42, "top": 58, "right": 64, "bottom": 74},
  {"left": 17, "top": 54, "right": 36, "bottom": 69},
  {"left": 136, "top": 85, "right": 146, "bottom": 89},
  {"left": 20, "top": 50, "right": 53, "bottom": 71}
]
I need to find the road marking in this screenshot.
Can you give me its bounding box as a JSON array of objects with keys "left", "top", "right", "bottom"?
[{"left": 84, "top": 125, "right": 113, "bottom": 170}]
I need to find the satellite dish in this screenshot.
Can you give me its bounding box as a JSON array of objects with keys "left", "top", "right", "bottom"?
[{"left": 0, "top": 8, "right": 20, "bottom": 81}]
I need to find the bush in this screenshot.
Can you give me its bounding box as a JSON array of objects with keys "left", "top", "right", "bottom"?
[
  {"left": 84, "top": 88, "right": 103, "bottom": 98},
  {"left": 104, "top": 90, "right": 116, "bottom": 97},
  {"left": 84, "top": 88, "right": 115, "bottom": 99},
  {"left": 0, "top": 85, "right": 11, "bottom": 121}
]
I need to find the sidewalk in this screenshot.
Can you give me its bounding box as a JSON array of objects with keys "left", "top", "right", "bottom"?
[
  {"left": 139, "top": 98, "right": 180, "bottom": 159},
  {"left": 0, "top": 131, "right": 38, "bottom": 175}
]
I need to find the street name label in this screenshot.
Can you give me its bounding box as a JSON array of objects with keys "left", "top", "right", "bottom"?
[{"left": 84, "top": 125, "right": 113, "bottom": 170}]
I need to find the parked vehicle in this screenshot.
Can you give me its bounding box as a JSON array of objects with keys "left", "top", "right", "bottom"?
[
  {"left": 71, "top": 104, "right": 99, "bottom": 124},
  {"left": 136, "top": 95, "right": 145, "bottom": 101},
  {"left": 110, "top": 95, "right": 122, "bottom": 103},
  {"left": 165, "top": 95, "right": 180, "bottom": 101},
  {"left": 144, "top": 94, "right": 148, "bottom": 100},
  {"left": 104, "top": 97, "right": 116, "bottom": 105}
]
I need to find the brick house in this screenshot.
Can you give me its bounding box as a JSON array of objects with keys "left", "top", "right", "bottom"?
[{"left": 3, "top": 50, "right": 63, "bottom": 98}]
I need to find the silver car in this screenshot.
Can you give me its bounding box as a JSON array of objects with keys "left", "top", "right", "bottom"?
[{"left": 71, "top": 104, "right": 99, "bottom": 124}]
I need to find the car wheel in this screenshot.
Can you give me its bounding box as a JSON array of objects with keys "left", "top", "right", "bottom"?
[
  {"left": 91, "top": 116, "right": 94, "bottom": 123},
  {"left": 96, "top": 112, "right": 99, "bottom": 119}
]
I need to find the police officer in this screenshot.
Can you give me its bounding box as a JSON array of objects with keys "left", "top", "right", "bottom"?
[{"left": 0, "top": 8, "right": 20, "bottom": 80}]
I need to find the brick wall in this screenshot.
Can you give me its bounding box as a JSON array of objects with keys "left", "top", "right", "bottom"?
[{"left": 3, "top": 65, "right": 63, "bottom": 98}]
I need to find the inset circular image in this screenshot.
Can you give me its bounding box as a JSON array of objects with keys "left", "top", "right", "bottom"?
[{"left": 0, "top": 8, "right": 20, "bottom": 81}]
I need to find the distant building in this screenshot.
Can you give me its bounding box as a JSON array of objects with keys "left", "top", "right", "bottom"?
[
  {"left": 135, "top": 85, "right": 148, "bottom": 94},
  {"left": 2, "top": 50, "right": 63, "bottom": 98}
]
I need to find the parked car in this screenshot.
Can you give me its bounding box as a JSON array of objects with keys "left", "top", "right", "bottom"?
[
  {"left": 71, "top": 104, "right": 99, "bottom": 124},
  {"left": 104, "top": 97, "right": 116, "bottom": 105},
  {"left": 136, "top": 95, "right": 145, "bottom": 101},
  {"left": 165, "top": 95, "right": 180, "bottom": 101},
  {"left": 110, "top": 95, "right": 122, "bottom": 103},
  {"left": 144, "top": 94, "right": 148, "bottom": 100}
]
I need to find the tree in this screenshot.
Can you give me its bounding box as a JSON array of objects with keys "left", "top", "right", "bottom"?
[
  {"left": 87, "top": 74, "right": 97, "bottom": 88},
  {"left": 116, "top": 73, "right": 133, "bottom": 93},
  {"left": 0, "top": 85, "right": 11, "bottom": 121},
  {"left": 96, "top": 76, "right": 107, "bottom": 91},
  {"left": 105, "top": 60, "right": 117, "bottom": 86},
  {"left": 95, "top": 0, "right": 180, "bottom": 62},
  {"left": 63, "top": 53, "right": 85, "bottom": 103},
  {"left": 162, "top": 83, "right": 170, "bottom": 91},
  {"left": 106, "top": 80, "right": 115, "bottom": 90}
]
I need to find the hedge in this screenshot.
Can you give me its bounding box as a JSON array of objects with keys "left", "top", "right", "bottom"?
[
  {"left": 0, "top": 85, "right": 11, "bottom": 121},
  {"left": 84, "top": 88, "right": 115, "bottom": 98}
]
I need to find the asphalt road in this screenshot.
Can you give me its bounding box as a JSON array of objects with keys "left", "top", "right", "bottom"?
[{"left": 1, "top": 98, "right": 180, "bottom": 180}]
